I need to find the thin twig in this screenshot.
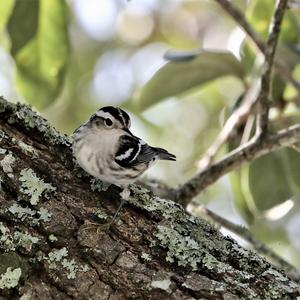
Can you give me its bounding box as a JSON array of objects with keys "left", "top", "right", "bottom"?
[
  {"left": 240, "top": 113, "right": 255, "bottom": 145},
  {"left": 194, "top": 206, "right": 300, "bottom": 282},
  {"left": 214, "top": 0, "right": 300, "bottom": 93},
  {"left": 173, "top": 123, "right": 300, "bottom": 206},
  {"left": 198, "top": 0, "right": 287, "bottom": 170},
  {"left": 175, "top": 0, "right": 293, "bottom": 205},
  {"left": 290, "top": 143, "right": 300, "bottom": 153},
  {"left": 256, "top": 0, "right": 289, "bottom": 135},
  {"left": 214, "top": 0, "right": 265, "bottom": 51},
  {"left": 197, "top": 81, "right": 260, "bottom": 170}
]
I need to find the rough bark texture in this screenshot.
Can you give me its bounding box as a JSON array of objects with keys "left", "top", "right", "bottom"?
[{"left": 0, "top": 96, "right": 299, "bottom": 300}]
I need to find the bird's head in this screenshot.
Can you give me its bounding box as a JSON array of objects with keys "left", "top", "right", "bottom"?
[{"left": 88, "top": 106, "right": 131, "bottom": 132}]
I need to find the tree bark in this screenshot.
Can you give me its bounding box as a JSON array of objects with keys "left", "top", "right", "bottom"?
[{"left": 0, "top": 96, "right": 299, "bottom": 300}]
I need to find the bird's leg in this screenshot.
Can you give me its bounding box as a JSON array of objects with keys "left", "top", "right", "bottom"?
[
  {"left": 104, "top": 187, "right": 130, "bottom": 229},
  {"left": 83, "top": 187, "right": 130, "bottom": 233}
]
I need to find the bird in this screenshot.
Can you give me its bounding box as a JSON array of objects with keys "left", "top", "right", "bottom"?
[{"left": 72, "top": 106, "right": 176, "bottom": 228}]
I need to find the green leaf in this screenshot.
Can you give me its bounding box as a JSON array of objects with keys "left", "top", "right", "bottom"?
[
  {"left": 7, "top": 0, "right": 39, "bottom": 55},
  {"left": 230, "top": 170, "right": 254, "bottom": 224},
  {"left": 240, "top": 41, "right": 256, "bottom": 75},
  {"left": 270, "top": 45, "right": 300, "bottom": 102},
  {"left": 247, "top": 0, "right": 274, "bottom": 39},
  {"left": 248, "top": 0, "right": 300, "bottom": 43},
  {"left": 280, "top": 11, "right": 300, "bottom": 44},
  {"left": 0, "top": 0, "right": 15, "bottom": 32},
  {"left": 7, "top": 0, "right": 69, "bottom": 109},
  {"left": 248, "top": 150, "right": 293, "bottom": 212},
  {"left": 137, "top": 50, "right": 245, "bottom": 110},
  {"left": 282, "top": 148, "right": 300, "bottom": 198},
  {"left": 272, "top": 73, "right": 286, "bottom": 102},
  {"left": 277, "top": 45, "right": 300, "bottom": 69},
  {"left": 228, "top": 139, "right": 255, "bottom": 224}
]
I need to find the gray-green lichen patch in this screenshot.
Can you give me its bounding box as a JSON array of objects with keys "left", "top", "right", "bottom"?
[
  {"left": 0, "top": 129, "right": 8, "bottom": 141},
  {"left": 141, "top": 252, "right": 151, "bottom": 261},
  {"left": 0, "top": 267, "right": 22, "bottom": 289},
  {"left": 0, "top": 222, "right": 39, "bottom": 252},
  {"left": 12, "top": 232, "right": 39, "bottom": 252},
  {"left": 0, "top": 153, "right": 16, "bottom": 178},
  {"left": 48, "top": 247, "right": 68, "bottom": 262},
  {"left": 8, "top": 204, "right": 36, "bottom": 221},
  {"left": 95, "top": 209, "right": 108, "bottom": 220},
  {"left": 90, "top": 178, "right": 110, "bottom": 192},
  {"left": 262, "top": 268, "right": 299, "bottom": 293},
  {"left": 150, "top": 278, "right": 172, "bottom": 292},
  {"left": 128, "top": 185, "right": 186, "bottom": 220},
  {"left": 7, "top": 203, "right": 52, "bottom": 225},
  {"left": 0, "top": 148, "right": 6, "bottom": 155},
  {"left": 262, "top": 268, "right": 289, "bottom": 282},
  {"left": 157, "top": 225, "right": 245, "bottom": 275},
  {"left": 155, "top": 225, "right": 255, "bottom": 276},
  {"left": 17, "top": 140, "right": 37, "bottom": 157},
  {"left": 0, "top": 97, "right": 70, "bottom": 146},
  {"left": 19, "top": 168, "right": 56, "bottom": 205},
  {"left": 43, "top": 247, "right": 90, "bottom": 280},
  {"left": 38, "top": 207, "right": 52, "bottom": 222},
  {"left": 48, "top": 234, "right": 58, "bottom": 242},
  {"left": 155, "top": 225, "right": 202, "bottom": 271},
  {"left": 154, "top": 224, "right": 299, "bottom": 298}
]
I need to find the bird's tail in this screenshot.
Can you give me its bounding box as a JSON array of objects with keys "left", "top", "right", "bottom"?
[{"left": 155, "top": 147, "right": 176, "bottom": 161}]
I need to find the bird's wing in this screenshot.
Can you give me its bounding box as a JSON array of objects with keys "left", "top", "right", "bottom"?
[{"left": 115, "top": 135, "right": 156, "bottom": 168}]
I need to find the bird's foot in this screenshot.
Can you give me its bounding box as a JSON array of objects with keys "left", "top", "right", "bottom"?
[
  {"left": 81, "top": 188, "right": 129, "bottom": 233},
  {"left": 81, "top": 221, "right": 113, "bottom": 234}
]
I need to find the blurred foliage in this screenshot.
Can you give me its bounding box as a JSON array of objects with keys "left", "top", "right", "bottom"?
[
  {"left": 3, "top": 0, "right": 69, "bottom": 108},
  {"left": 138, "top": 50, "right": 246, "bottom": 110},
  {"left": 1, "top": 0, "right": 300, "bottom": 266}
]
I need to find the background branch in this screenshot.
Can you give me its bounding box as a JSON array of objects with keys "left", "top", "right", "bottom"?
[
  {"left": 256, "top": 0, "right": 288, "bottom": 135},
  {"left": 214, "top": 0, "right": 300, "bottom": 93},
  {"left": 173, "top": 124, "right": 300, "bottom": 206},
  {"left": 197, "top": 81, "right": 260, "bottom": 170},
  {"left": 197, "top": 0, "right": 289, "bottom": 170},
  {"left": 175, "top": 0, "right": 293, "bottom": 206}
]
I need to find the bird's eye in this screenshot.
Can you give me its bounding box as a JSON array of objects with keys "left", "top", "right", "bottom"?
[{"left": 104, "top": 118, "right": 113, "bottom": 127}]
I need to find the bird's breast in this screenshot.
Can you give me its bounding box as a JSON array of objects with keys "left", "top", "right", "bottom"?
[{"left": 73, "top": 132, "right": 148, "bottom": 186}]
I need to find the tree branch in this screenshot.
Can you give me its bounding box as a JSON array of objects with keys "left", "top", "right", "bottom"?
[
  {"left": 197, "top": 81, "right": 260, "bottom": 170},
  {"left": 1, "top": 97, "right": 299, "bottom": 298},
  {"left": 214, "top": 0, "right": 300, "bottom": 93},
  {"left": 173, "top": 124, "right": 300, "bottom": 206},
  {"left": 197, "top": 0, "right": 290, "bottom": 170},
  {"left": 256, "top": 0, "right": 288, "bottom": 135},
  {"left": 194, "top": 206, "right": 300, "bottom": 282},
  {"left": 175, "top": 0, "right": 292, "bottom": 205}
]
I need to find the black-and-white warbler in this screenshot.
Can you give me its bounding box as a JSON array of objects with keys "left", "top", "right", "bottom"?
[{"left": 72, "top": 106, "right": 176, "bottom": 227}]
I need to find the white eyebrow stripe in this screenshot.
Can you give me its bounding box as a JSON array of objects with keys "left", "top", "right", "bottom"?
[
  {"left": 116, "top": 148, "right": 134, "bottom": 160},
  {"left": 129, "top": 140, "right": 142, "bottom": 163},
  {"left": 95, "top": 111, "right": 113, "bottom": 119}
]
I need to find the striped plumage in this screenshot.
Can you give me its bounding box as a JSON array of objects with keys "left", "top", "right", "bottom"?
[{"left": 72, "top": 106, "right": 176, "bottom": 188}]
